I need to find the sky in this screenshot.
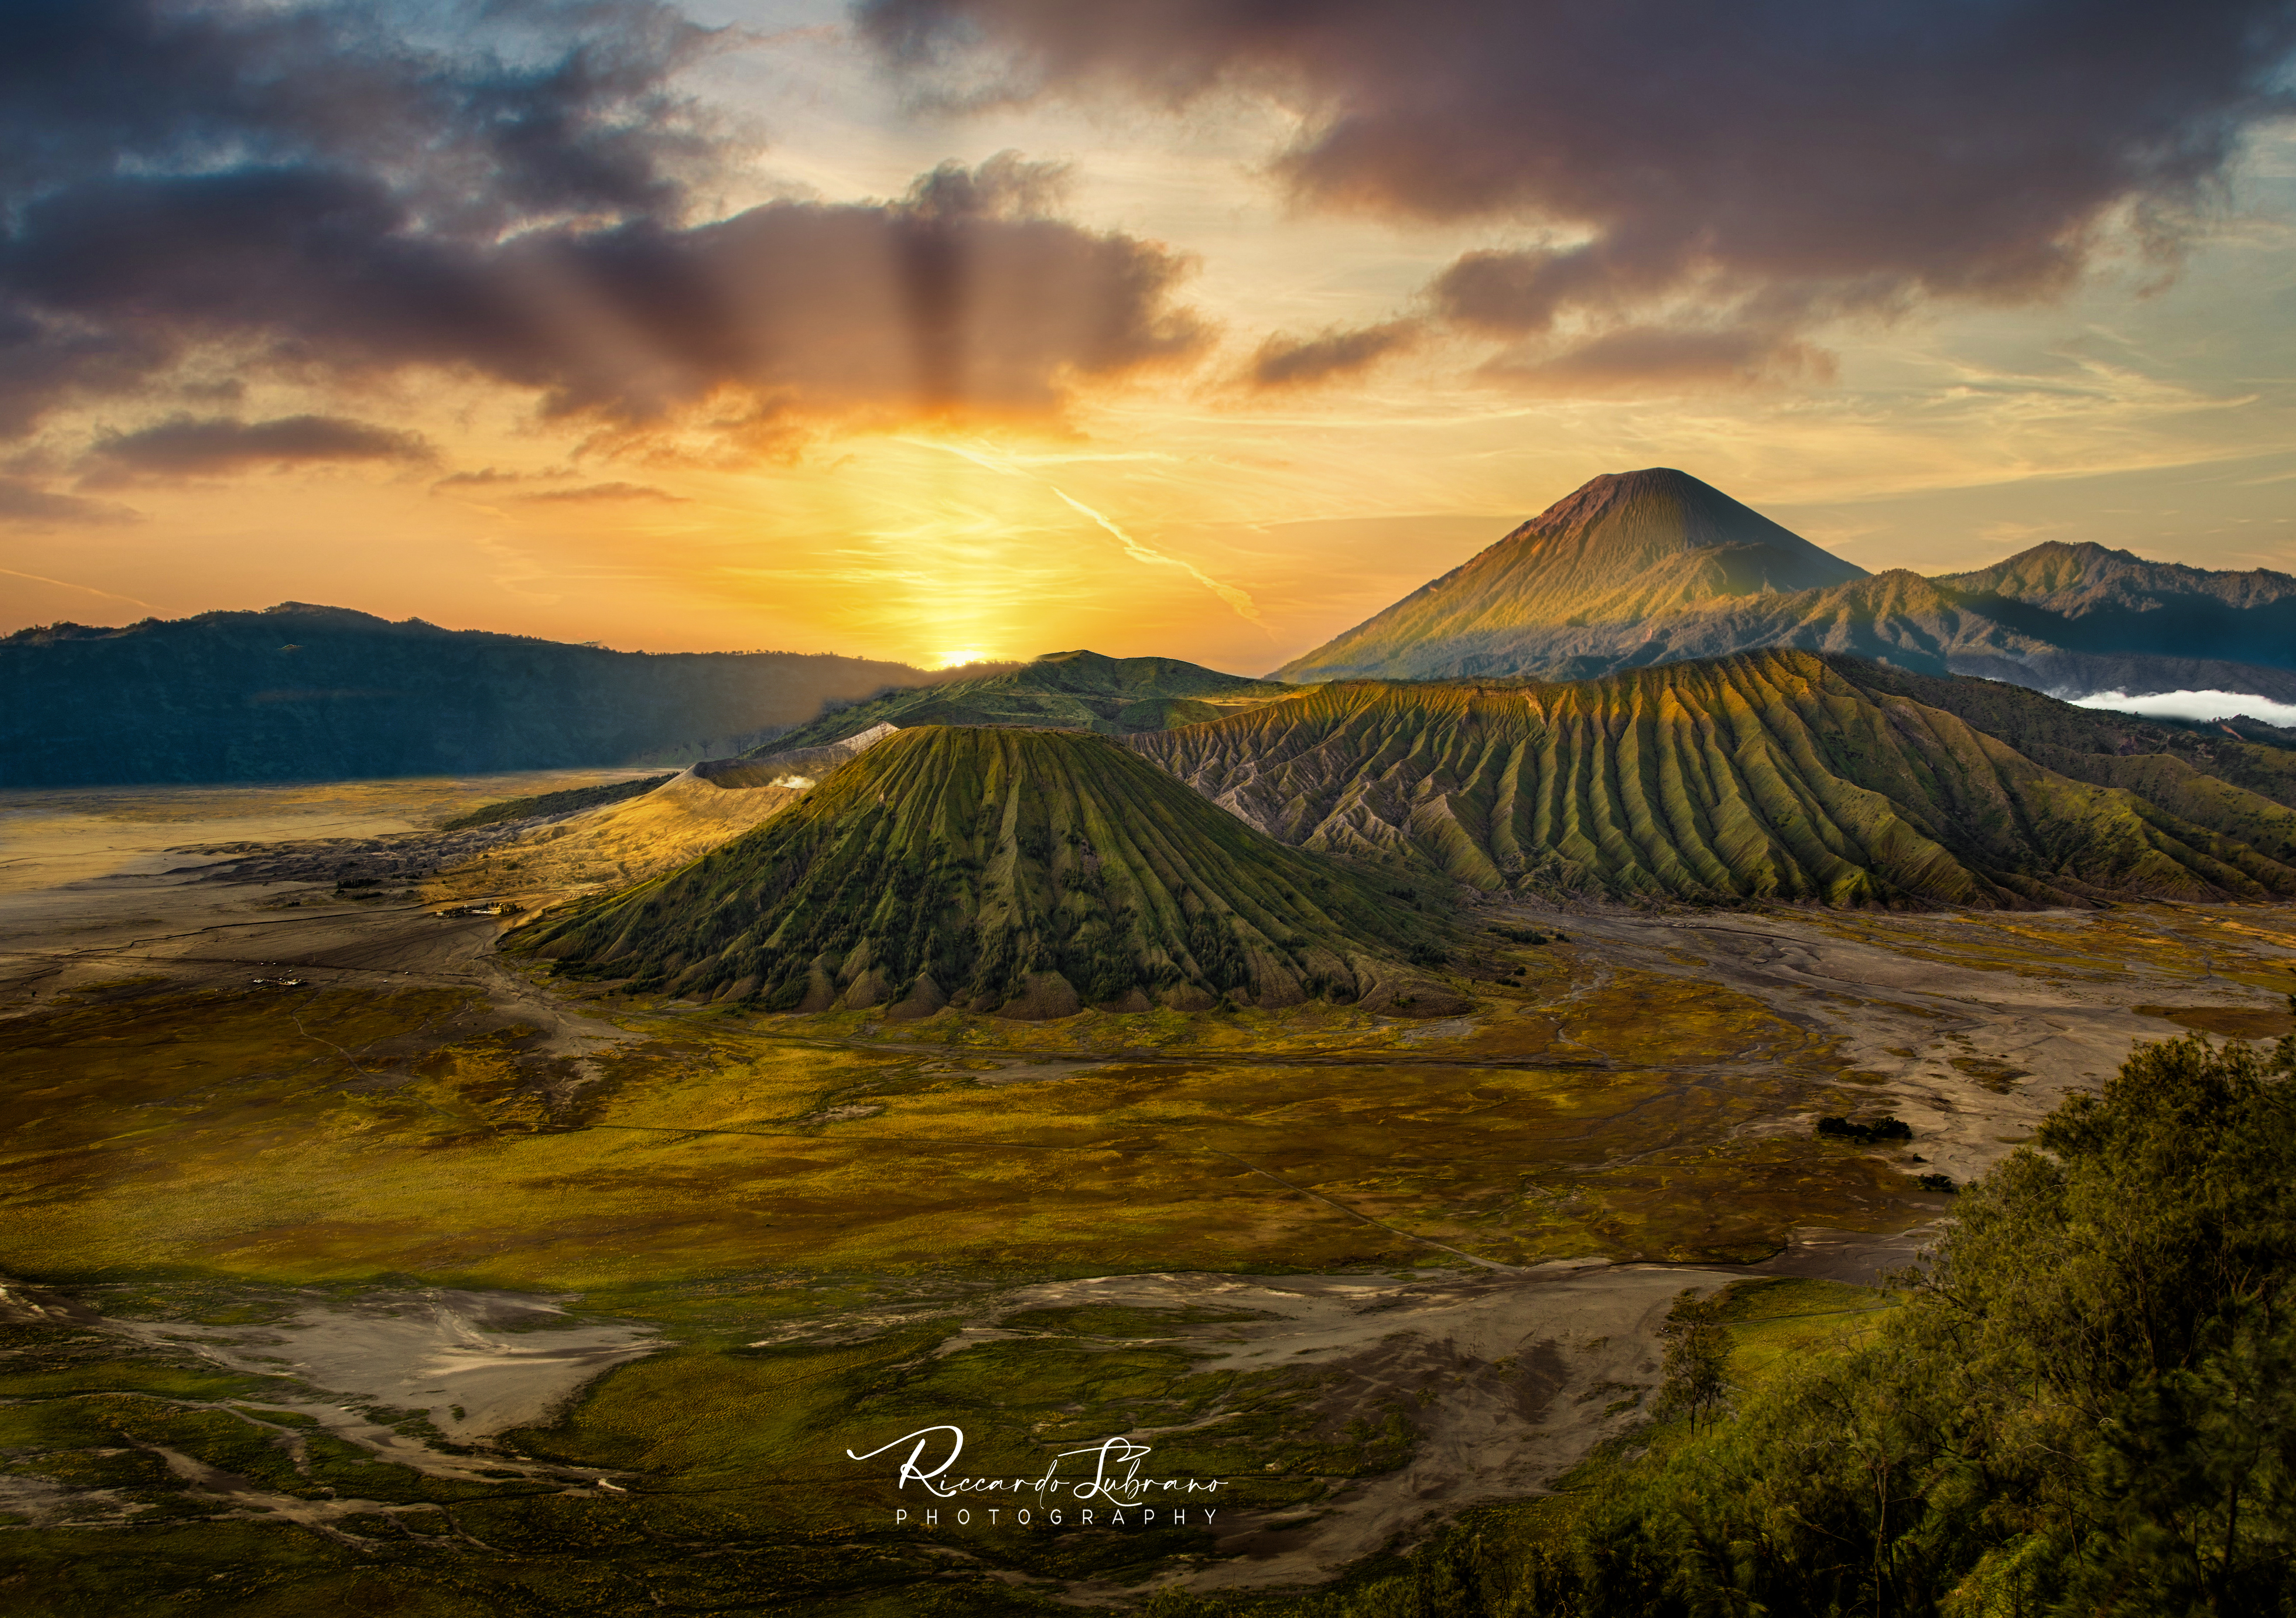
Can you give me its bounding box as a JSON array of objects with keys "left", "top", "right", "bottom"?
[{"left": 5, "top": 0, "right": 2296, "bottom": 676}]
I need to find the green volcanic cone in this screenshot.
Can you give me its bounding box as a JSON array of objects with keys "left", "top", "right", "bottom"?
[{"left": 518, "top": 726, "right": 1458, "bottom": 1017}]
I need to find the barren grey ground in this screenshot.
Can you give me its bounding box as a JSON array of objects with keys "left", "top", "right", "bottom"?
[
  {"left": 113, "top": 1289, "right": 663, "bottom": 1446},
  {"left": 0, "top": 1275, "right": 659, "bottom": 1536},
  {"left": 1548, "top": 906, "right": 2296, "bottom": 1186},
  {"left": 960, "top": 1264, "right": 1752, "bottom": 1596}
]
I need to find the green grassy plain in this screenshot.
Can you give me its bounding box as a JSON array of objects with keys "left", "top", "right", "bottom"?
[
  {"left": 7, "top": 904, "right": 2290, "bottom": 1614},
  {"left": 2, "top": 943, "right": 1917, "bottom": 1292}
]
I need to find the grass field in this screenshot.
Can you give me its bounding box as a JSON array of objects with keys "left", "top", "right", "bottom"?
[
  {"left": 5, "top": 899, "right": 2292, "bottom": 1613},
  {"left": 1, "top": 938, "right": 1923, "bottom": 1292}
]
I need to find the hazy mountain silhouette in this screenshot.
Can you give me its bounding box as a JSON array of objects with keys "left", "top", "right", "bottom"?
[
  {"left": 0, "top": 605, "right": 962, "bottom": 786},
  {"left": 760, "top": 649, "right": 1294, "bottom": 752}
]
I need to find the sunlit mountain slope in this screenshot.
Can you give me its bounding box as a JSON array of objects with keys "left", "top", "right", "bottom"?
[{"left": 1136, "top": 651, "right": 2296, "bottom": 907}]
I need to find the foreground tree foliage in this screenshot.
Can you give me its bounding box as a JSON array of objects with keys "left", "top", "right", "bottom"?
[{"left": 1156, "top": 1014, "right": 2296, "bottom": 1617}]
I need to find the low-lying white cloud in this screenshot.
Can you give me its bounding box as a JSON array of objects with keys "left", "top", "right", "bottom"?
[{"left": 2070, "top": 689, "right": 2296, "bottom": 728}]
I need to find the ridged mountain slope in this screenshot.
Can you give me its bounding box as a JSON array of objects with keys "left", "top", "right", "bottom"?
[
  {"left": 1275, "top": 468, "right": 1868, "bottom": 682},
  {"left": 1367, "top": 567, "right": 2048, "bottom": 684},
  {"left": 520, "top": 727, "right": 1458, "bottom": 1017},
  {"left": 759, "top": 649, "right": 1293, "bottom": 751},
  {"left": 1133, "top": 651, "right": 2296, "bottom": 908},
  {"left": 1836, "top": 659, "right": 2296, "bottom": 854}
]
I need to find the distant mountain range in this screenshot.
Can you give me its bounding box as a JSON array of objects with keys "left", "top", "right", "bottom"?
[
  {"left": 0, "top": 605, "right": 970, "bottom": 786},
  {"left": 521, "top": 726, "right": 1462, "bottom": 1015},
  {"left": 1275, "top": 468, "right": 2296, "bottom": 705},
  {"left": 760, "top": 649, "right": 1293, "bottom": 752},
  {"left": 0, "top": 610, "right": 1311, "bottom": 787}
]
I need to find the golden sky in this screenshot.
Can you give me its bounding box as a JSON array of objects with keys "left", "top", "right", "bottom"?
[{"left": 5, "top": 1, "right": 2294, "bottom": 675}]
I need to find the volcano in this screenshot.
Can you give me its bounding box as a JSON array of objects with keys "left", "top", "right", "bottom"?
[
  {"left": 1273, "top": 471, "right": 2296, "bottom": 704},
  {"left": 1275, "top": 467, "right": 1868, "bottom": 682},
  {"left": 518, "top": 725, "right": 1458, "bottom": 1017}
]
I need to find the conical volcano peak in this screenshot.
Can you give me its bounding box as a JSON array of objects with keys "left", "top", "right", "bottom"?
[
  {"left": 1519, "top": 467, "right": 1824, "bottom": 558},
  {"left": 1275, "top": 468, "right": 1869, "bottom": 682}
]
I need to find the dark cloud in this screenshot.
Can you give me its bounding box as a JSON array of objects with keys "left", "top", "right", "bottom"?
[
  {"left": 0, "top": 0, "right": 720, "bottom": 230},
  {"left": 89, "top": 414, "right": 437, "bottom": 475},
  {"left": 0, "top": 4, "right": 1207, "bottom": 444},
  {"left": 0, "top": 158, "right": 1203, "bottom": 436},
  {"left": 1482, "top": 326, "right": 1837, "bottom": 391},
  {"left": 1430, "top": 247, "right": 1661, "bottom": 337},
  {"left": 1245, "top": 319, "right": 1421, "bottom": 390},
  {"left": 0, "top": 477, "right": 138, "bottom": 525},
  {"left": 865, "top": 0, "right": 2296, "bottom": 385},
  {"left": 516, "top": 481, "right": 688, "bottom": 503}
]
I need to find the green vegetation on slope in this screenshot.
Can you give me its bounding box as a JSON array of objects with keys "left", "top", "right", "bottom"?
[
  {"left": 1838, "top": 655, "right": 2296, "bottom": 831},
  {"left": 1157, "top": 1017, "right": 2296, "bottom": 1618},
  {"left": 1134, "top": 649, "right": 2296, "bottom": 907},
  {"left": 761, "top": 648, "right": 1293, "bottom": 750},
  {"left": 439, "top": 772, "right": 675, "bottom": 831},
  {"left": 520, "top": 726, "right": 1457, "bottom": 1016}
]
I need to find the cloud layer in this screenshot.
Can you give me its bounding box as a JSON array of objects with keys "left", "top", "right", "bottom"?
[
  {"left": 0, "top": 477, "right": 136, "bottom": 527},
  {"left": 2073, "top": 689, "right": 2296, "bottom": 728},
  {"left": 515, "top": 481, "right": 688, "bottom": 504},
  {"left": 0, "top": 0, "right": 1207, "bottom": 481},
  {"left": 867, "top": 0, "right": 2296, "bottom": 386},
  {"left": 1246, "top": 320, "right": 1420, "bottom": 390},
  {"left": 89, "top": 415, "right": 437, "bottom": 477}
]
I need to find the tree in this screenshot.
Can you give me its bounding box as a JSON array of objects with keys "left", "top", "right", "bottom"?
[{"left": 1655, "top": 1287, "right": 1732, "bottom": 1435}]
